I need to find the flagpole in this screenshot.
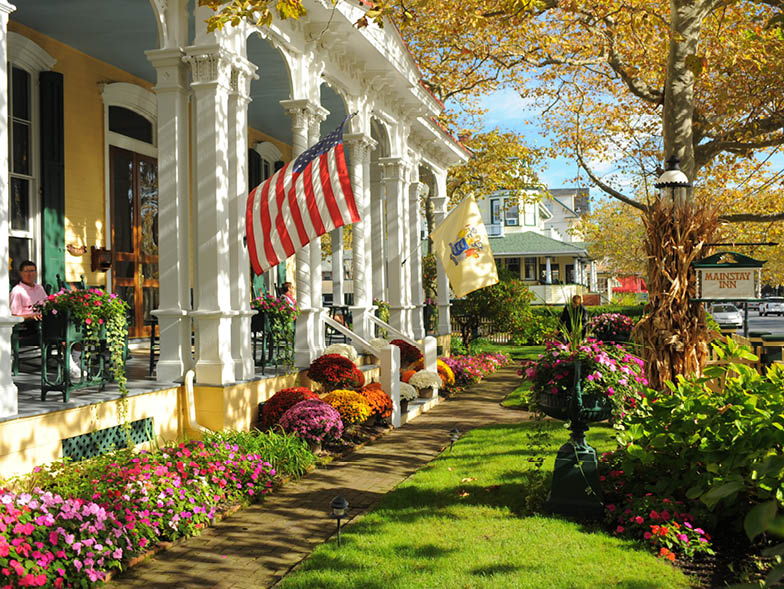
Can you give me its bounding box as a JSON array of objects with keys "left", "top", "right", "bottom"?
[{"left": 401, "top": 237, "right": 427, "bottom": 266}]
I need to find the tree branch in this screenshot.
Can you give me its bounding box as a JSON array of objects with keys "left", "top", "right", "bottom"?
[
  {"left": 574, "top": 139, "right": 649, "bottom": 213},
  {"left": 719, "top": 211, "right": 784, "bottom": 222}
]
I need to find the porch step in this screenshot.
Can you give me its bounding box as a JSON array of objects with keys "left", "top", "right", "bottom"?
[{"left": 401, "top": 396, "right": 440, "bottom": 425}]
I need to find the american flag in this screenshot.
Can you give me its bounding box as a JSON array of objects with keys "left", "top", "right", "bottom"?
[{"left": 246, "top": 115, "right": 359, "bottom": 275}]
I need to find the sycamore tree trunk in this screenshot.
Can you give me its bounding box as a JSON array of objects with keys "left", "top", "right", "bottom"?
[{"left": 635, "top": 0, "right": 714, "bottom": 390}]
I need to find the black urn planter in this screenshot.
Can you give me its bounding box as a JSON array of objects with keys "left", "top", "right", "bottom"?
[{"left": 539, "top": 361, "right": 611, "bottom": 520}]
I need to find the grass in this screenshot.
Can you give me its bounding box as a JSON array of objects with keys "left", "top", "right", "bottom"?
[{"left": 280, "top": 420, "right": 691, "bottom": 589}]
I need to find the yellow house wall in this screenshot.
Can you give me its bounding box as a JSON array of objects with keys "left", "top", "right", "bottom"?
[
  {"left": 0, "top": 386, "right": 181, "bottom": 479},
  {"left": 8, "top": 22, "right": 155, "bottom": 288}
]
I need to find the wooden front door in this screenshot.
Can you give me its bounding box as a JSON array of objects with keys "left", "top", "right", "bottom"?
[{"left": 110, "top": 146, "right": 159, "bottom": 338}]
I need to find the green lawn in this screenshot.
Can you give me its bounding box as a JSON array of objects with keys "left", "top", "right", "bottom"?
[{"left": 280, "top": 420, "right": 691, "bottom": 589}]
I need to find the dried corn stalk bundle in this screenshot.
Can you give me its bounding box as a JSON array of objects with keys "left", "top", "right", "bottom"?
[{"left": 632, "top": 199, "right": 719, "bottom": 390}]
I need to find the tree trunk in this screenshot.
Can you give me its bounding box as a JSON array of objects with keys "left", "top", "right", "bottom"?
[{"left": 662, "top": 0, "right": 708, "bottom": 181}]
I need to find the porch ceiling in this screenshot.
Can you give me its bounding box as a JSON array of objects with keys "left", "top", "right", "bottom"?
[{"left": 13, "top": 2, "right": 345, "bottom": 148}]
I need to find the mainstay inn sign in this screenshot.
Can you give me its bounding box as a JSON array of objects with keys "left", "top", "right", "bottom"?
[{"left": 693, "top": 252, "right": 765, "bottom": 300}]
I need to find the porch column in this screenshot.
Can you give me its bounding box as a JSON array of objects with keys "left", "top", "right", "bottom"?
[
  {"left": 379, "top": 157, "right": 407, "bottom": 331},
  {"left": 409, "top": 180, "right": 426, "bottom": 340},
  {"left": 228, "top": 61, "right": 257, "bottom": 380},
  {"left": 281, "top": 99, "right": 316, "bottom": 368},
  {"left": 0, "top": 0, "right": 19, "bottom": 418},
  {"left": 432, "top": 190, "right": 451, "bottom": 336},
  {"left": 184, "top": 46, "right": 236, "bottom": 385},
  {"left": 590, "top": 261, "right": 598, "bottom": 291},
  {"left": 146, "top": 48, "right": 193, "bottom": 383},
  {"left": 370, "top": 176, "right": 386, "bottom": 302},
  {"left": 545, "top": 257, "right": 552, "bottom": 284},
  {"left": 344, "top": 133, "right": 376, "bottom": 340},
  {"left": 330, "top": 229, "right": 344, "bottom": 305},
  {"left": 400, "top": 160, "right": 414, "bottom": 337},
  {"left": 308, "top": 107, "right": 328, "bottom": 353}
]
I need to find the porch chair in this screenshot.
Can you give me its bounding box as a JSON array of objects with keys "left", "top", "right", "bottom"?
[{"left": 325, "top": 305, "right": 351, "bottom": 345}]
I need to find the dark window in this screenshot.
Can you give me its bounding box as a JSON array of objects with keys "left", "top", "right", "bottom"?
[
  {"left": 490, "top": 199, "right": 501, "bottom": 225},
  {"left": 524, "top": 257, "right": 537, "bottom": 280},
  {"left": 506, "top": 257, "right": 521, "bottom": 278},
  {"left": 109, "top": 106, "right": 153, "bottom": 144}
]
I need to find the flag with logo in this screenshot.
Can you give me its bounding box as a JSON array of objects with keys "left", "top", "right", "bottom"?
[
  {"left": 430, "top": 195, "right": 498, "bottom": 298},
  {"left": 246, "top": 115, "right": 359, "bottom": 275}
]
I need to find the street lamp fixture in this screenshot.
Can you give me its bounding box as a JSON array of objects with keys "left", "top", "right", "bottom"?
[
  {"left": 448, "top": 427, "right": 460, "bottom": 451},
  {"left": 655, "top": 155, "right": 692, "bottom": 207},
  {"left": 330, "top": 495, "right": 349, "bottom": 547}
]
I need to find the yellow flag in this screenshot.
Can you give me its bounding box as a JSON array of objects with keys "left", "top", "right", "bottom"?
[{"left": 430, "top": 195, "right": 498, "bottom": 298}]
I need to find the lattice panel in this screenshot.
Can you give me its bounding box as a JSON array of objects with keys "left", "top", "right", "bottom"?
[{"left": 62, "top": 418, "right": 154, "bottom": 461}]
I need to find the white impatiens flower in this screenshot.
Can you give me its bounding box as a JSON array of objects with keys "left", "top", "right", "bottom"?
[
  {"left": 398, "top": 382, "right": 418, "bottom": 401},
  {"left": 323, "top": 343, "right": 359, "bottom": 364},
  {"left": 408, "top": 369, "right": 441, "bottom": 390},
  {"left": 369, "top": 337, "right": 390, "bottom": 350}
]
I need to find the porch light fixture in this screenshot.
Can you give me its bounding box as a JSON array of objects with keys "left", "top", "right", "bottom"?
[
  {"left": 448, "top": 427, "right": 460, "bottom": 451},
  {"left": 330, "top": 495, "right": 349, "bottom": 547},
  {"left": 655, "top": 155, "right": 692, "bottom": 206}
]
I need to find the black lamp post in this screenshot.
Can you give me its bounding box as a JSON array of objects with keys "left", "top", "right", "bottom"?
[
  {"left": 448, "top": 427, "right": 460, "bottom": 451},
  {"left": 330, "top": 495, "right": 349, "bottom": 547}
]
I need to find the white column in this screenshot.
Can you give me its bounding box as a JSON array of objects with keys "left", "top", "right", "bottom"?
[
  {"left": 184, "top": 46, "right": 236, "bottom": 385},
  {"left": 432, "top": 192, "right": 451, "bottom": 336},
  {"left": 379, "top": 157, "right": 407, "bottom": 331},
  {"left": 228, "top": 62, "right": 256, "bottom": 380},
  {"left": 0, "top": 1, "right": 19, "bottom": 418},
  {"left": 590, "top": 261, "right": 598, "bottom": 291},
  {"left": 370, "top": 176, "right": 386, "bottom": 302},
  {"left": 308, "top": 107, "right": 328, "bottom": 353},
  {"left": 281, "top": 100, "right": 316, "bottom": 368},
  {"left": 545, "top": 257, "right": 552, "bottom": 284},
  {"left": 400, "top": 162, "right": 414, "bottom": 337},
  {"left": 330, "top": 228, "right": 344, "bottom": 305},
  {"left": 409, "top": 180, "right": 426, "bottom": 340},
  {"left": 344, "top": 133, "right": 375, "bottom": 340},
  {"left": 147, "top": 48, "right": 193, "bottom": 383}
]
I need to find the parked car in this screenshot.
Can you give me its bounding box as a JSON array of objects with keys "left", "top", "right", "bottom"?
[
  {"left": 759, "top": 298, "right": 784, "bottom": 316},
  {"left": 746, "top": 301, "right": 760, "bottom": 312},
  {"left": 709, "top": 303, "right": 743, "bottom": 328}
]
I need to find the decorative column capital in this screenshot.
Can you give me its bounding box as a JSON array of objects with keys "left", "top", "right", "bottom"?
[
  {"left": 431, "top": 194, "right": 448, "bottom": 214},
  {"left": 378, "top": 156, "right": 408, "bottom": 180},
  {"left": 230, "top": 56, "right": 258, "bottom": 102},
  {"left": 183, "top": 45, "right": 233, "bottom": 89},
  {"left": 146, "top": 48, "right": 189, "bottom": 93},
  {"left": 0, "top": 1, "right": 14, "bottom": 17},
  {"left": 343, "top": 133, "right": 376, "bottom": 163},
  {"left": 280, "top": 98, "right": 323, "bottom": 131},
  {"left": 410, "top": 181, "right": 429, "bottom": 203}
]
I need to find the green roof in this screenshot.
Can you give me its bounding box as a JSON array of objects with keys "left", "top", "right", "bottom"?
[{"left": 488, "top": 231, "right": 588, "bottom": 256}]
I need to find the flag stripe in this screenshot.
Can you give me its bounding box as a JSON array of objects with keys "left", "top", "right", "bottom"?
[
  {"left": 302, "top": 163, "right": 326, "bottom": 237},
  {"left": 335, "top": 144, "right": 359, "bottom": 222},
  {"left": 274, "top": 164, "right": 296, "bottom": 258},
  {"left": 286, "top": 171, "right": 310, "bottom": 248},
  {"left": 319, "top": 152, "right": 344, "bottom": 227},
  {"left": 246, "top": 184, "right": 263, "bottom": 275},
  {"left": 258, "top": 175, "right": 278, "bottom": 270}
]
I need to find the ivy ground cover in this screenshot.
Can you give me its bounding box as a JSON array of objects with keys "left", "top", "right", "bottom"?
[{"left": 279, "top": 421, "right": 690, "bottom": 589}]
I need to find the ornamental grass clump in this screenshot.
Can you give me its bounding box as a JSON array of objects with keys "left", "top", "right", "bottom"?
[
  {"left": 408, "top": 370, "right": 442, "bottom": 391},
  {"left": 259, "top": 387, "right": 319, "bottom": 429},
  {"left": 278, "top": 399, "right": 344, "bottom": 445},
  {"left": 390, "top": 339, "right": 423, "bottom": 364},
  {"left": 521, "top": 339, "right": 647, "bottom": 423},
  {"left": 588, "top": 313, "right": 635, "bottom": 343},
  {"left": 322, "top": 390, "right": 373, "bottom": 425},
  {"left": 358, "top": 383, "right": 393, "bottom": 419},
  {"left": 307, "top": 354, "right": 365, "bottom": 391}
]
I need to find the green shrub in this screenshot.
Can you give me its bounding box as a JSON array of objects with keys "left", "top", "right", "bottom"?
[
  {"left": 616, "top": 338, "right": 784, "bottom": 529},
  {"left": 450, "top": 336, "right": 467, "bottom": 355}
]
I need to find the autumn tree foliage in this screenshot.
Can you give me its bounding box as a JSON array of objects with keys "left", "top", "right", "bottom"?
[{"left": 203, "top": 0, "right": 784, "bottom": 388}]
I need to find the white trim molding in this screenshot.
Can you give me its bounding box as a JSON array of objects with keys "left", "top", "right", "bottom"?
[
  {"left": 101, "top": 82, "right": 158, "bottom": 129},
  {"left": 253, "top": 141, "right": 282, "bottom": 162},
  {"left": 8, "top": 32, "right": 56, "bottom": 73}
]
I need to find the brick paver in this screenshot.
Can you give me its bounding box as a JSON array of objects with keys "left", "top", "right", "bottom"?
[{"left": 108, "top": 365, "right": 524, "bottom": 588}]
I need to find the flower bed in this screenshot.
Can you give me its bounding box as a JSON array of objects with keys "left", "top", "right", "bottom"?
[
  {"left": 358, "top": 383, "right": 393, "bottom": 420},
  {"left": 322, "top": 390, "right": 372, "bottom": 425},
  {"left": 588, "top": 313, "right": 635, "bottom": 343},
  {"left": 278, "top": 399, "right": 344, "bottom": 445}
]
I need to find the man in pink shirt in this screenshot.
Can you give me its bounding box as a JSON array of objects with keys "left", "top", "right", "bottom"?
[{"left": 10, "top": 260, "right": 47, "bottom": 320}]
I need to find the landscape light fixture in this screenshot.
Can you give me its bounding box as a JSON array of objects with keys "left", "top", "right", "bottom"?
[
  {"left": 449, "top": 427, "right": 460, "bottom": 451},
  {"left": 655, "top": 155, "right": 692, "bottom": 206},
  {"left": 330, "top": 495, "right": 349, "bottom": 547}
]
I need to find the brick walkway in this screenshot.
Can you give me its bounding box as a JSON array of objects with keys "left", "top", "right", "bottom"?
[{"left": 108, "top": 365, "right": 524, "bottom": 589}]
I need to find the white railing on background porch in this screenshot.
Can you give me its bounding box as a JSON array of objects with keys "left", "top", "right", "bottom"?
[{"left": 366, "top": 314, "right": 437, "bottom": 374}]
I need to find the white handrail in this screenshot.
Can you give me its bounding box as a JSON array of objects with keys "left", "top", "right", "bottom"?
[
  {"left": 366, "top": 314, "right": 418, "bottom": 348},
  {"left": 322, "top": 313, "right": 378, "bottom": 358},
  {"left": 184, "top": 370, "right": 211, "bottom": 433}
]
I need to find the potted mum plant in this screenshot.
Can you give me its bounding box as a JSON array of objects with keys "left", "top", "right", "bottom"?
[
  {"left": 307, "top": 353, "right": 365, "bottom": 391},
  {"left": 587, "top": 312, "right": 635, "bottom": 344},
  {"left": 408, "top": 369, "right": 442, "bottom": 399}
]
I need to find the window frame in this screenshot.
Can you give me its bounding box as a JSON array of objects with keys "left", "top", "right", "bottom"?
[{"left": 489, "top": 198, "right": 502, "bottom": 225}]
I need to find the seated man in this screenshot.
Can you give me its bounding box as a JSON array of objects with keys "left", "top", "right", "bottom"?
[{"left": 10, "top": 260, "right": 47, "bottom": 321}]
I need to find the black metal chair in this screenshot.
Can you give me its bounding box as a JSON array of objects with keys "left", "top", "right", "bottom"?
[{"left": 325, "top": 305, "right": 351, "bottom": 345}]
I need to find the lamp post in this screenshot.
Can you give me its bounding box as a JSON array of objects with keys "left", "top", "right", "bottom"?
[
  {"left": 330, "top": 495, "right": 349, "bottom": 547},
  {"left": 655, "top": 155, "right": 692, "bottom": 206},
  {"left": 448, "top": 427, "right": 460, "bottom": 451}
]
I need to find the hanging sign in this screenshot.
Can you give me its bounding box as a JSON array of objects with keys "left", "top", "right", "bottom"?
[{"left": 692, "top": 252, "right": 764, "bottom": 300}]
